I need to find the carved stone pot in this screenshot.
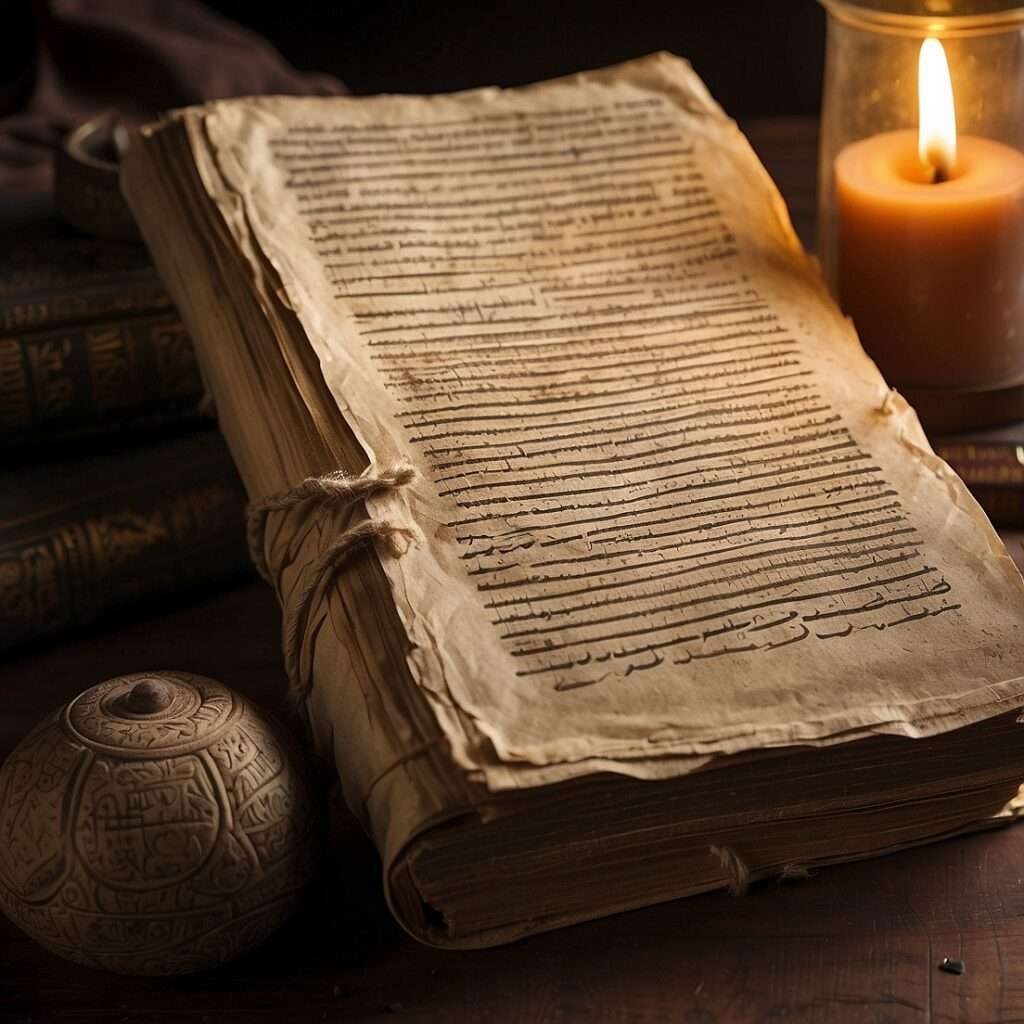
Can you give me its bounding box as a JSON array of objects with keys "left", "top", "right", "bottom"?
[{"left": 0, "top": 672, "right": 318, "bottom": 975}]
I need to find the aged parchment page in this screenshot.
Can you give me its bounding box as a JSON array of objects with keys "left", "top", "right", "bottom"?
[{"left": 196, "top": 53, "right": 1024, "bottom": 790}]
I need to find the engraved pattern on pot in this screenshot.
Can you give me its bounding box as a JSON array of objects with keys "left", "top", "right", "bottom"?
[{"left": 0, "top": 671, "right": 316, "bottom": 975}]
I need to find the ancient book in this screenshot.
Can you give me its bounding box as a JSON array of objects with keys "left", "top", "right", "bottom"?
[
  {"left": 932, "top": 436, "right": 1024, "bottom": 528},
  {"left": 0, "top": 429, "right": 250, "bottom": 652},
  {"left": 0, "top": 203, "right": 172, "bottom": 333},
  {"left": 0, "top": 199, "right": 205, "bottom": 448},
  {"left": 121, "top": 53, "right": 1024, "bottom": 948},
  {"left": 0, "top": 311, "right": 204, "bottom": 450}
]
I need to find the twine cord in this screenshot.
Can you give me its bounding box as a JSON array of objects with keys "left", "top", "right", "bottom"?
[
  {"left": 246, "top": 462, "right": 416, "bottom": 583},
  {"left": 252, "top": 463, "right": 415, "bottom": 518},
  {"left": 282, "top": 520, "right": 414, "bottom": 699},
  {"left": 244, "top": 461, "right": 417, "bottom": 698},
  {"left": 709, "top": 846, "right": 813, "bottom": 895},
  {"left": 709, "top": 844, "right": 750, "bottom": 895}
]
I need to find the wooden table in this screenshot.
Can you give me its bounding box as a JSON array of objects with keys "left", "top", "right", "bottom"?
[{"left": 4, "top": 118, "right": 1024, "bottom": 1024}]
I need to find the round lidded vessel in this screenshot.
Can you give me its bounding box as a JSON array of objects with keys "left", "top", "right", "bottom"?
[{"left": 0, "top": 671, "right": 317, "bottom": 975}]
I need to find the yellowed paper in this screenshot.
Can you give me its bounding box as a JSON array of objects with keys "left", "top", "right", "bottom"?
[{"left": 186, "top": 53, "right": 1024, "bottom": 793}]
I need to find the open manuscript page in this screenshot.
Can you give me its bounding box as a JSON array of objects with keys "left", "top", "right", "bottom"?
[{"left": 196, "top": 53, "right": 1024, "bottom": 789}]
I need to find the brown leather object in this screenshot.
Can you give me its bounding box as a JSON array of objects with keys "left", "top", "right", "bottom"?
[{"left": 0, "top": 0, "right": 345, "bottom": 192}]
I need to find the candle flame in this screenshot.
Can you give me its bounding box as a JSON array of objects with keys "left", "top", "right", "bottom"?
[{"left": 918, "top": 38, "right": 957, "bottom": 181}]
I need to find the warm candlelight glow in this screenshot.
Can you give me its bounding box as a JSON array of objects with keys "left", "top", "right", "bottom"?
[{"left": 918, "top": 38, "right": 957, "bottom": 182}]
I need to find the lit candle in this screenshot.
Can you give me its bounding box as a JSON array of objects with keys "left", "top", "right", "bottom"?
[{"left": 834, "top": 38, "right": 1024, "bottom": 391}]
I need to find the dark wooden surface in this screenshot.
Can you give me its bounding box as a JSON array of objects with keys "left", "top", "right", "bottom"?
[{"left": 4, "top": 118, "right": 1024, "bottom": 1024}]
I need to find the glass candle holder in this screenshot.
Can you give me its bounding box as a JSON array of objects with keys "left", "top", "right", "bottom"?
[{"left": 818, "top": 1, "right": 1024, "bottom": 428}]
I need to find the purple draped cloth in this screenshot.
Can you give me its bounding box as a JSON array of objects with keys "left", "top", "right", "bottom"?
[{"left": 1, "top": 0, "right": 345, "bottom": 192}]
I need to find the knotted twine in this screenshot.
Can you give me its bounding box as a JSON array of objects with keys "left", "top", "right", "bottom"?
[{"left": 245, "top": 462, "right": 417, "bottom": 699}]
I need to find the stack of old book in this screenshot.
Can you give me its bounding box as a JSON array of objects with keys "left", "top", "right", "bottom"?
[
  {"left": 932, "top": 433, "right": 1024, "bottom": 530},
  {"left": 122, "top": 53, "right": 1024, "bottom": 947},
  {"left": 0, "top": 194, "right": 250, "bottom": 653}
]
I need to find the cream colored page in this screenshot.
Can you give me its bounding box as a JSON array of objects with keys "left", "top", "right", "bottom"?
[{"left": 203, "top": 54, "right": 1024, "bottom": 786}]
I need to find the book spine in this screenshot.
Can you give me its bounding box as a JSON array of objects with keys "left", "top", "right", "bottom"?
[
  {"left": 0, "top": 311, "right": 205, "bottom": 448},
  {"left": 933, "top": 441, "right": 1024, "bottom": 527},
  {"left": 0, "top": 430, "right": 252, "bottom": 652},
  {"left": 0, "top": 271, "right": 172, "bottom": 333}
]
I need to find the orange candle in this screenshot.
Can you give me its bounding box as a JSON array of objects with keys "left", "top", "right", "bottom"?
[{"left": 835, "top": 39, "right": 1024, "bottom": 391}]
